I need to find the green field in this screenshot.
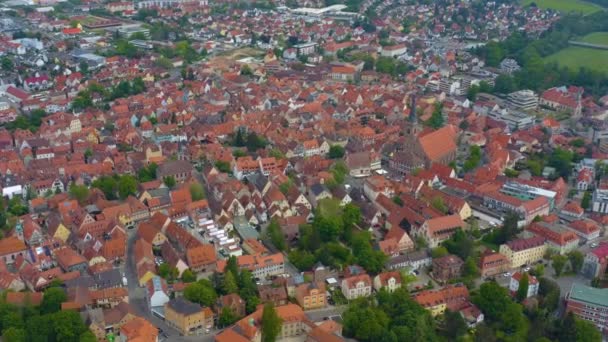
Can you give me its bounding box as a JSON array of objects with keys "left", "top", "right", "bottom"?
[
  {"left": 580, "top": 31, "right": 608, "bottom": 45},
  {"left": 522, "top": 0, "right": 603, "bottom": 14},
  {"left": 544, "top": 46, "right": 608, "bottom": 72}
]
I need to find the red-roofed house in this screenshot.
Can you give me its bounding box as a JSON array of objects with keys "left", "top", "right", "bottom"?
[
  {"left": 583, "top": 242, "right": 608, "bottom": 278},
  {"left": 539, "top": 86, "right": 583, "bottom": 116}
]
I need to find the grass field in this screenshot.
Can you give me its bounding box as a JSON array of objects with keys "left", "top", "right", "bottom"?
[
  {"left": 580, "top": 32, "right": 608, "bottom": 45},
  {"left": 522, "top": 0, "right": 603, "bottom": 14},
  {"left": 544, "top": 46, "right": 608, "bottom": 72}
]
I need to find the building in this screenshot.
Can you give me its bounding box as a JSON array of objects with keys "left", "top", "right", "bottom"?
[
  {"left": 0, "top": 236, "right": 27, "bottom": 264},
  {"left": 565, "top": 284, "right": 608, "bottom": 334},
  {"left": 500, "top": 58, "right": 520, "bottom": 74},
  {"left": 295, "top": 282, "right": 326, "bottom": 310},
  {"left": 567, "top": 219, "right": 600, "bottom": 242},
  {"left": 592, "top": 181, "right": 608, "bottom": 214},
  {"left": 216, "top": 253, "right": 285, "bottom": 279},
  {"left": 157, "top": 160, "right": 193, "bottom": 182},
  {"left": 341, "top": 274, "right": 372, "bottom": 300},
  {"left": 540, "top": 86, "right": 583, "bottom": 116},
  {"left": 120, "top": 317, "right": 158, "bottom": 342},
  {"left": 146, "top": 276, "right": 170, "bottom": 314},
  {"left": 54, "top": 247, "right": 88, "bottom": 274},
  {"left": 413, "top": 284, "right": 470, "bottom": 317},
  {"left": 414, "top": 215, "right": 465, "bottom": 248},
  {"left": 186, "top": 244, "right": 217, "bottom": 273},
  {"left": 479, "top": 251, "right": 510, "bottom": 278},
  {"left": 164, "top": 297, "right": 214, "bottom": 336},
  {"left": 509, "top": 272, "right": 539, "bottom": 298},
  {"left": 485, "top": 107, "right": 535, "bottom": 130},
  {"left": 215, "top": 304, "right": 314, "bottom": 341},
  {"left": 380, "top": 44, "right": 407, "bottom": 57},
  {"left": 527, "top": 222, "right": 580, "bottom": 255},
  {"left": 582, "top": 243, "right": 608, "bottom": 279},
  {"left": 507, "top": 90, "right": 538, "bottom": 111},
  {"left": 432, "top": 255, "right": 464, "bottom": 283},
  {"left": 373, "top": 271, "right": 402, "bottom": 293},
  {"left": 499, "top": 236, "right": 546, "bottom": 268},
  {"left": 501, "top": 181, "right": 556, "bottom": 210},
  {"left": 385, "top": 250, "right": 432, "bottom": 271},
  {"left": 216, "top": 293, "right": 246, "bottom": 318}
]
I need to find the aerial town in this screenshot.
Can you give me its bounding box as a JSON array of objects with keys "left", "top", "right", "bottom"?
[{"left": 0, "top": 0, "right": 608, "bottom": 341}]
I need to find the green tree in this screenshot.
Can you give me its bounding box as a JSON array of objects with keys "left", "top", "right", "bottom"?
[
  {"left": 463, "top": 256, "right": 480, "bottom": 278},
  {"left": 158, "top": 263, "right": 178, "bottom": 281},
  {"left": 189, "top": 182, "right": 205, "bottom": 201},
  {"left": 1, "top": 57, "right": 13, "bottom": 71},
  {"left": 261, "top": 302, "right": 282, "bottom": 342},
  {"left": 267, "top": 219, "right": 287, "bottom": 251},
  {"left": 431, "top": 196, "right": 448, "bottom": 214},
  {"left": 516, "top": 272, "right": 529, "bottom": 302},
  {"left": 538, "top": 277, "right": 560, "bottom": 311},
  {"left": 222, "top": 271, "right": 239, "bottom": 294},
  {"left": 215, "top": 160, "right": 231, "bottom": 173},
  {"left": 431, "top": 246, "right": 449, "bottom": 258},
  {"left": 473, "top": 281, "right": 511, "bottom": 322},
  {"left": 137, "top": 163, "right": 158, "bottom": 182},
  {"left": 78, "top": 60, "right": 89, "bottom": 75},
  {"left": 117, "top": 175, "right": 138, "bottom": 200},
  {"left": 218, "top": 307, "right": 239, "bottom": 327},
  {"left": 442, "top": 310, "right": 467, "bottom": 340},
  {"left": 3, "top": 327, "right": 25, "bottom": 342},
  {"left": 328, "top": 145, "right": 345, "bottom": 159},
  {"left": 40, "top": 287, "right": 67, "bottom": 315},
  {"left": 163, "top": 176, "right": 176, "bottom": 189},
  {"left": 184, "top": 280, "right": 218, "bottom": 307},
  {"left": 52, "top": 310, "right": 89, "bottom": 341},
  {"left": 68, "top": 184, "right": 89, "bottom": 204},
  {"left": 574, "top": 315, "right": 602, "bottom": 342},
  {"left": 568, "top": 251, "right": 584, "bottom": 274},
  {"left": 581, "top": 191, "right": 592, "bottom": 210},
  {"left": 288, "top": 249, "right": 316, "bottom": 271},
  {"left": 92, "top": 176, "right": 118, "bottom": 200},
  {"left": 427, "top": 102, "right": 444, "bottom": 129},
  {"left": 181, "top": 269, "right": 196, "bottom": 283},
  {"left": 442, "top": 229, "right": 472, "bottom": 260},
  {"left": 552, "top": 254, "right": 568, "bottom": 277}
]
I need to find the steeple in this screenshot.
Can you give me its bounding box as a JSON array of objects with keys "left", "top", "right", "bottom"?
[{"left": 409, "top": 94, "right": 417, "bottom": 123}]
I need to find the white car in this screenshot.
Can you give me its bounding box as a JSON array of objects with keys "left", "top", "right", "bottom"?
[
  {"left": 523, "top": 267, "right": 531, "bottom": 272},
  {"left": 503, "top": 272, "right": 511, "bottom": 277},
  {"left": 591, "top": 243, "right": 599, "bottom": 248}
]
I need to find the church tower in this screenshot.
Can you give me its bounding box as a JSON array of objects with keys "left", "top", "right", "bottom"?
[{"left": 404, "top": 95, "right": 421, "bottom": 145}]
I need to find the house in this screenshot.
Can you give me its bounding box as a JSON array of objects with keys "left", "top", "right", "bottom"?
[
  {"left": 186, "top": 244, "right": 216, "bottom": 273},
  {"left": 164, "top": 297, "right": 214, "bottom": 336},
  {"left": 216, "top": 253, "right": 285, "bottom": 279},
  {"left": 55, "top": 247, "right": 88, "bottom": 274},
  {"left": 216, "top": 293, "right": 246, "bottom": 318},
  {"left": 341, "top": 274, "right": 372, "bottom": 300},
  {"left": 413, "top": 284, "right": 470, "bottom": 317},
  {"left": 259, "top": 284, "right": 288, "bottom": 306},
  {"left": 119, "top": 317, "right": 158, "bottom": 342},
  {"left": 479, "top": 251, "right": 510, "bottom": 278},
  {"left": 383, "top": 226, "right": 414, "bottom": 253},
  {"left": 414, "top": 215, "right": 465, "bottom": 248},
  {"left": 577, "top": 168, "right": 593, "bottom": 191},
  {"left": 0, "top": 236, "right": 27, "bottom": 264},
  {"left": 373, "top": 271, "right": 402, "bottom": 293},
  {"left": 146, "top": 276, "right": 170, "bottom": 313},
  {"left": 582, "top": 242, "right": 608, "bottom": 279},
  {"left": 346, "top": 151, "right": 379, "bottom": 177},
  {"left": 499, "top": 236, "right": 546, "bottom": 268},
  {"left": 215, "top": 304, "right": 313, "bottom": 341},
  {"left": 509, "top": 272, "right": 539, "bottom": 298},
  {"left": 432, "top": 255, "right": 463, "bottom": 283},
  {"left": 295, "top": 281, "right": 326, "bottom": 310},
  {"left": 363, "top": 175, "right": 394, "bottom": 201},
  {"left": 308, "top": 184, "right": 332, "bottom": 207}
]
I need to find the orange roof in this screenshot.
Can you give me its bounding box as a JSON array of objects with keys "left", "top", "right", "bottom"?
[
  {"left": 0, "top": 236, "right": 26, "bottom": 256},
  {"left": 120, "top": 317, "right": 158, "bottom": 342},
  {"left": 419, "top": 125, "right": 457, "bottom": 162},
  {"left": 186, "top": 244, "right": 216, "bottom": 268},
  {"left": 7, "top": 291, "right": 43, "bottom": 306}
]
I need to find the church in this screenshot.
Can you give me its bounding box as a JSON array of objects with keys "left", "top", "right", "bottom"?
[{"left": 383, "top": 96, "right": 458, "bottom": 176}]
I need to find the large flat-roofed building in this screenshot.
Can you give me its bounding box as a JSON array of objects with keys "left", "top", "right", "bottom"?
[
  {"left": 566, "top": 284, "right": 608, "bottom": 334},
  {"left": 507, "top": 90, "right": 538, "bottom": 111}
]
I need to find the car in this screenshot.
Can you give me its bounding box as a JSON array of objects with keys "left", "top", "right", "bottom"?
[
  {"left": 503, "top": 272, "right": 511, "bottom": 277},
  {"left": 523, "top": 267, "right": 531, "bottom": 272},
  {"left": 591, "top": 242, "right": 599, "bottom": 248}
]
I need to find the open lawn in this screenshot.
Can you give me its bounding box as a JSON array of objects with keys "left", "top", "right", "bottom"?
[
  {"left": 580, "top": 31, "right": 608, "bottom": 46},
  {"left": 544, "top": 46, "right": 608, "bottom": 73},
  {"left": 522, "top": 0, "right": 603, "bottom": 14}
]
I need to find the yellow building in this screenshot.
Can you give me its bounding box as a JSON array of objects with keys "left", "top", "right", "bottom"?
[
  {"left": 52, "top": 223, "right": 71, "bottom": 244},
  {"left": 164, "top": 297, "right": 213, "bottom": 336},
  {"left": 295, "top": 282, "right": 326, "bottom": 311},
  {"left": 499, "top": 236, "right": 546, "bottom": 268}
]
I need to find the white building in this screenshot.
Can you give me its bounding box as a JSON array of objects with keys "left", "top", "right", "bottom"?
[
  {"left": 341, "top": 274, "right": 372, "bottom": 300},
  {"left": 509, "top": 272, "right": 538, "bottom": 298}
]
